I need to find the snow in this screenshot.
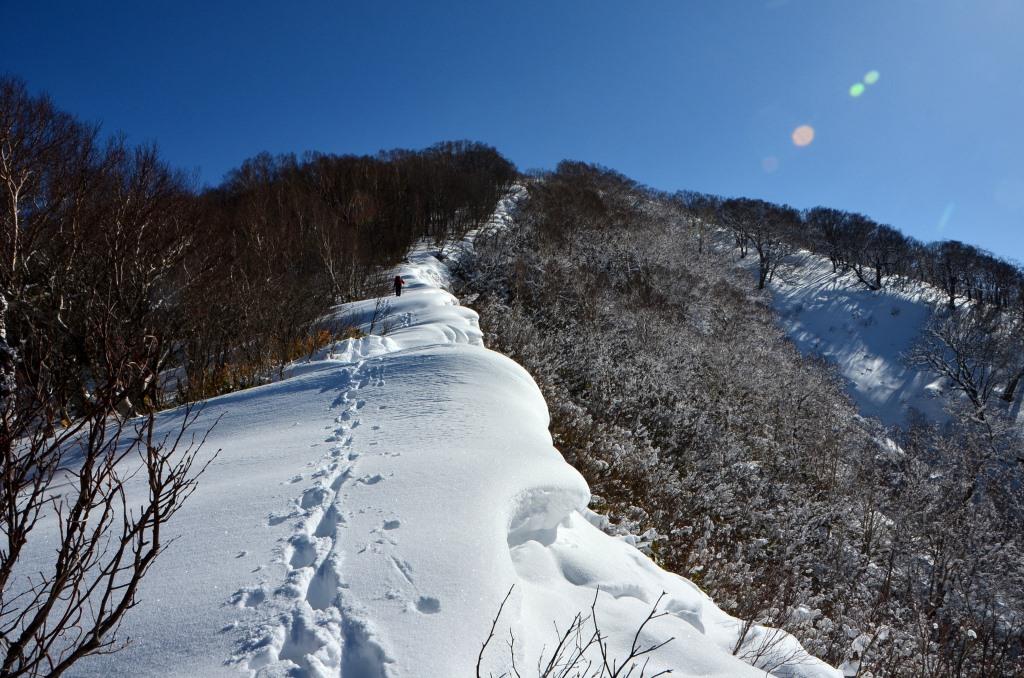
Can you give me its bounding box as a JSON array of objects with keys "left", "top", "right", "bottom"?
[
  {"left": 768, "top": 253, "right": 948, "bottom": 427},
  {"left": 24, "top": 193, "right": 839, "bottom": 677}
]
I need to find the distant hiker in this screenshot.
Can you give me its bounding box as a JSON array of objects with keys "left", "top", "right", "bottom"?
[{"left": 394, "top": 275, "right": 405, "bottom": 297}]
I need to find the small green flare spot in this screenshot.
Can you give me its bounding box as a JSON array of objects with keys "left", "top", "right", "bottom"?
[
  {"left": 864, "top": 70, "right": 880, "bottom": 85},
  {"left": 849, "top": 82, "right": 866, "bottom": 97}
]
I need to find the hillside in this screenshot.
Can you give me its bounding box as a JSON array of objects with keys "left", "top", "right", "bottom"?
[
  {"left": 5, "top": 8, "right": 1024, "bottom": 676},
  {"left": 457, "top": 166, "right": 1024, "bottom": 677},
  {"left": 7, "top": 162, "right": 1022, "bottom": 676},
  {"left": 768, "top": 253, "right": 946, "bottom": 427},
  {"left": 767, "top": 251, "right": 1024, "bottom": 429},
  {"left": 13, "top": 193, "right": 838, "bottom": 677}
]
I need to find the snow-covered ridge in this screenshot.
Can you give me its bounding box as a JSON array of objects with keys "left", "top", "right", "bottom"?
[{"left": 62, "top": 191, "right": 838, "bottom": 677}]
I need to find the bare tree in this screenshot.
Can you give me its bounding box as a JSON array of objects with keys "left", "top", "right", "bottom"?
[
  {"left": 850, "top": 223, "right": 910, "bottom": 291},
  {"left": 907, "top": 308, "right": 1004, "bottom": 418},
  {"left": 924, "top": 241, "right": 981, "bottom": 311},
  {"left": 804, "top": 207, "right": 850, "bottom": 273},
  {"left": 750, "top": 202, "right": 800, "bottom": 290},
  {"left": 1, "top": 78, "right": 219, "bottom": 674},
  {"left": 718, "top": 199, "right": 751, "bottom": 260},
  {"left": 716, "top": 198, "right": 801, "bottom": 288},
  {"left": 673, "top": 191, "right": 718, "bottom": 256}
]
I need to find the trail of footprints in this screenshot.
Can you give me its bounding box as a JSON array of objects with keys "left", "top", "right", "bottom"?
[
  {"left": 226, "top": 201, "right": 517, "bottom": 676},
  {"left": 233, "top": 360, "right": 415, "bottom": 677}
]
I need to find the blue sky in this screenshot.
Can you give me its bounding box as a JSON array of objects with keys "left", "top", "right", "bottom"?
[{"left": 4, "top": 0, "right": 1022, "bottom": 261}]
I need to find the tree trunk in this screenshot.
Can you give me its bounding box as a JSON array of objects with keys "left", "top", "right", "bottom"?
[{"left": 1002, "top": 370, "right": 1024, "bottom": 403}]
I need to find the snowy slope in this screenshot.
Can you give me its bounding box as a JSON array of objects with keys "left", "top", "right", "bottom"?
[
  {"left": 25, "top": 194, "right": 840, "bottom": 677},
  {"left": 767, "top": 254, "right": 949, "bottom": 428}
]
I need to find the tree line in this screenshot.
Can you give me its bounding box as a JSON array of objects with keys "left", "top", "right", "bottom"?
[
  {"left": 0, "top": 76, "right": 515, "bottom": 676},
  {"left": 690, "top": 193, "right": 1022, "bottom": 307},
  {"left": 678, "top": 192, "right": 1024, "bottom": 420}
]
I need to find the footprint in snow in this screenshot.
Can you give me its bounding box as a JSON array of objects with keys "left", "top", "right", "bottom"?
[
  {"left": 300, "top": 486, "right": 330, "bottom": 509},
  {"left": 383, "top": 520, "right": 400, "bottom": 530},
  {"left": 311, "top": 465, "right": 336, "bottom": 479},
  {"left": 268, "top": 511, "right": 298, "bottom": 526},
  {"left": 230, "top": 587, "right": 266, "bottom": 609},
  {"left": 415, "top": 596, "right": 441, "bottom": 614}
]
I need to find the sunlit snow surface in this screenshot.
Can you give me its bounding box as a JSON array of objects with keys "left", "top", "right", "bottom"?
[
  {"left": 768, "top": 254, "right": 949, "bottom": 428},
  {"left": 41, "top": 193, "right": 839, "bottom": 677}
]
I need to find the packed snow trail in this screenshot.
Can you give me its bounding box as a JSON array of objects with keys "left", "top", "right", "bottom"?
[{"left": 35, "top": 192, "right": 839, "bottom": 677}]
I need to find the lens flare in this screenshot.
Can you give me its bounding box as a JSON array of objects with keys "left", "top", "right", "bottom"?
[
  {"left": 864, "top": 70, "right": 880, "bottom": 85},
  {"left": 937, "top": 202, "right": 955, "bottom": 234},
  {"left": 761, "top": 156, "right": 780, "bottom": 173},
  {"left": 849, "top": 83, "right": 865, "bottom": 97},
  {"left": 791, "top": 125, "right": 815, "bottom": 147}
]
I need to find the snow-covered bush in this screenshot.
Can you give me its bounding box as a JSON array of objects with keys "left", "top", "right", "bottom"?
[{"left": 458, "top": 162, "right": 1024, "bottom": 676}]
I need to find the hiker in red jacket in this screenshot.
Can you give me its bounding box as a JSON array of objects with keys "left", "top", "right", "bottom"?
[{"left": 394, "top": 275, "right": 405, "bottom": 297}]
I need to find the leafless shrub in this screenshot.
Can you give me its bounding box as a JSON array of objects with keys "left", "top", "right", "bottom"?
[
  {"left": 478, "top": 586, "right": 674, "bottom": 678},
  {"left": 1, "top": 349, "right": 218, "bottom": 677}
]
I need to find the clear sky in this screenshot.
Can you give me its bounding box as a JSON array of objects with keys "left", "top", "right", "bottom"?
[{"left": 3, "top": 0, "right": 1022, "bottom": 262}]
